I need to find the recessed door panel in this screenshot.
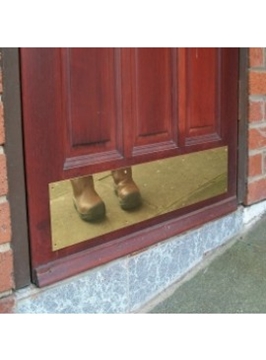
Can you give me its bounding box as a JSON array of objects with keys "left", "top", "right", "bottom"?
[
  {"left": 179, "top": 48, "right": 222, "bottom": 146},
  {"left": 127, "top": 48, "right": 178, "bottom": 157},
  {"left": 64, "top": 48, "right": 119, "bottom": 147},
  {"left": 62, "top": 48, "right": 124, "bottom": 171}
]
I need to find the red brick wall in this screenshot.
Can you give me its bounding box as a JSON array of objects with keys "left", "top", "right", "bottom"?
[
  {"left": 246, "top": 48, "right": 266, "bottom": 204},
  {"left": 0, "top": 53, "right": 14, "bottom": 302}
]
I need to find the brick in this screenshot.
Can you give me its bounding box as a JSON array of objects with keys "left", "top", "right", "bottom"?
[
  {"left": 246, "top": 177, "right": 266, "bottom": 204},
  {"left": 0, "top": 249, "right": 13, "bottom": 293},
  {"left": 263, "top": 152, "right": 266, "bottom": 174},
  {"left": 0, "top": 70, "right": 2, "bottom": 94},
  {"left": 248, "top": 126, "right": 266, "bottom": 150},
  {"left": 249, "top": 98, "right": 265, "bottom": 122},
  {"left": 249, "top": 71, "right": 266, "bottom": 95},
  {"left": 249, "top": 48, "right": 265, "bottom": 68},
  {"left": 0, "top": 294, "right": 14, "bottom": 313},
  {"left": 0, "top": 201, "right": 11, "bottom": 244},
  {"left": 0, "top": 153, "right": 8, "bottom": 196},
  {"left": 248, "top": 153, "right": 262, "bottom": 177},
  {"left": 0, "top": 102, "right": 4, "bottom": 145}
]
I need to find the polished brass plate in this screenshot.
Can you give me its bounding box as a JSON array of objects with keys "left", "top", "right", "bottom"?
[{"left": 49, "top": 146, "right": 228, "bottom": 251}]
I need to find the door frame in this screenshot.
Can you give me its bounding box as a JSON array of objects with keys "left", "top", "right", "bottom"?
[
  {"left": 2, "top": 48, "right": 31, "bottom": 289},
  {"left": 237, "top": 48, "right": 249, "bottom": 203},
  {"left": 3, "top": 48, "right": 249, "bottom": 289}
]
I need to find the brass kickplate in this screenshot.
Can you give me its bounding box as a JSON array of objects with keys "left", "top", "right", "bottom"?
[{"left": 49, "top": 146, "right": 228, "bottom": 251}]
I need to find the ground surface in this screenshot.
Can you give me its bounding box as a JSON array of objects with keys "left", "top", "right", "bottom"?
[{"left": 147, "top": 215, "right": 266, "bottom": 313}]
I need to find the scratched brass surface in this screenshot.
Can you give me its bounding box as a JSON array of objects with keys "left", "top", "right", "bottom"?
[{"left": 49, "top": 146, "right": 228, "bottom": 251}]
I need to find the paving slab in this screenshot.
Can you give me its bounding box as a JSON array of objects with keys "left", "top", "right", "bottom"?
[{"left": 147, "top": 214, "right": 266, "bottom": 313}]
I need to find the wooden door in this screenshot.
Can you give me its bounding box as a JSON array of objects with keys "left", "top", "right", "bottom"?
[{"left": 20, "top": 48, "right": 239, "bottom": 286}]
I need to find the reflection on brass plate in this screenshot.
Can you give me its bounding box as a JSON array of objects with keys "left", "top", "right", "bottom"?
[{"left": 49, "top": 146, "right": 228, "bottom": 251}]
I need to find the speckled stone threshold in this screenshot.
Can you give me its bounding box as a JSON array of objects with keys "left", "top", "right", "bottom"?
[{"left": 13, "top": 202, "right": 266, "bottom": 313}]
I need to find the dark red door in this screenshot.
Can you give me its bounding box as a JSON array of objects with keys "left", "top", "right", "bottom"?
[{"left": 20, "top": 48, "right": 239, "bottom": 286}]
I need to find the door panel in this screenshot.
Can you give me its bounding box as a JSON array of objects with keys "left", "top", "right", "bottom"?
[
  {"left": 128, "top": 48, "right": 178, "bottom": 155},
  {"left": 186, "top": 48, "right": 219, "bottom": 138},
  {"left": 62, "top": 48, "right": 124, "bottom": 172},
  {"left": 179, "top": 48, "right": 221, "bottom": 146},
  {"left": 63, "top": 48, "right": 120, "bottom": 148}
]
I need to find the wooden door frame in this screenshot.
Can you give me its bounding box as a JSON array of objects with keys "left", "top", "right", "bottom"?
[
  {"left": 237, "top": 48, "right": 249, "bottom": 203},
  {"left": 3, "top": 48, "right": 248, "bottom": 289},
  {"left": 2, "top": 48, "right": 31, "bottom": 289}
]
